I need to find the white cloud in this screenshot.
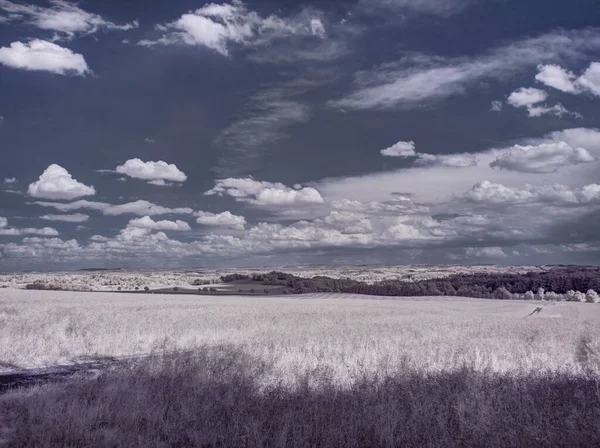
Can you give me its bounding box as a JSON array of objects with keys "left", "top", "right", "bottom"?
[
  {"left": 115, "top": 159, "right": 187, "bottom": 184},
  {"left": 0, "top": 227, "right": 59, "bottom": 236},
  {"left": 507, "top": 87, "right": 547, "bottom": 108},
  {"left": 127, "top": 216, "right": 191, "bottom": 232},
  {"left": 3, "top": 177, "right": 17, "bottom": 184},
  {"left": 0, "top": 0, "right": 138, "bottom": 40},
  {"left": 0, "top": 40, "right": 90, "bottom": 75},
  {"left": 380, "top": 140, "right": 416, "bottom": 157},
  {"left": 139, "top": 1, "right": 325, "bottom": 56},
  {"left": 578, "top": 62, "right": 600, "bottom": 96},
  {"left": 490, "top": 100, "right": 503, "bottom": 112},
  {"left": 507, "top": 87, "right": 580, "bottom": 118},
  {"left": 464, "top": 180, "right": 600, "bottom": 206},
  {"left": 490, "top": 142, "right": 595, "bottom": 173},
  {"left": 331, "top": 28, "right": 600, "bottom": 110},
  {"left": 28, "top": 164, "right": 96, "bottom": 200},
  {"left": 535, "top": 64, "right": 578, "bottom": 93},
  {"left": 206, "top": 178, "right": 325, "bottom": 206},
  {"left": 0, "top": 217, "right": 7, "bottom": 228},
  {"left": 40, "top": 213, "right": 89, "bottom": 223},
  {"left": 465, "top": 246, "right": 506, "bottom": 258},
  {"left": 415, "top": 153, "right": 478, "bottom": 168},
  {"left": 34, "top": 199, "right": 194, "bottom": 216},
  {"left": 329, "top": 197, "right": 428, "bottom": 215},
  {"left": 195, "top": 211, "right": 247, "bottom": 230}
]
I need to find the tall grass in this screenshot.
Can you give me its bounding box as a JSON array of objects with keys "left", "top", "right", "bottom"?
[{"left": 1, "top": 345, "right": 599, "bottom": 447}]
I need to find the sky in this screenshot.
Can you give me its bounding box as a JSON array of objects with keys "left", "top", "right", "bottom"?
[{"left": 1, "top": 0, "right": 600, "bottom": 271}]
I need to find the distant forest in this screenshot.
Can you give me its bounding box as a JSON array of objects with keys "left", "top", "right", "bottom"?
[{"left": 221, "top": 267, "right": 600, "bottom": 302}]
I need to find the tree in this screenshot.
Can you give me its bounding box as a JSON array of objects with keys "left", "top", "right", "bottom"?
[
  {"left": 144, "top": 286, "right": 150, "bottom": 292},
  {"left": 264, "top": 289, "right": 269, "bottom": 295},
  {"left": 524, "top": 291, "right": 535, "bottom": 300},
  {"left": 586, "top": 290, "right": 600, "bottom": 303},
  {"left": 536, "top": 287, "right": 545, "bottom": 301}
]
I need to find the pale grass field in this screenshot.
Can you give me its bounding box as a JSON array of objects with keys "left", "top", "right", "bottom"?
[{"left": 1, "top": 289, "right": 600, "bottom": 389}]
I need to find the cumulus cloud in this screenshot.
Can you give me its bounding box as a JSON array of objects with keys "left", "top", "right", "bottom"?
[
  {"left": 40, "top": 213, "right": 89, "bottom": 223},
  {"left": 0, "top": 40, "right": 90, "bottom": 75},
  {"left": 195, "top": 211, "right": 247, "bottom": 230},
  {"left": 535, "top": 64, "right": 578, "bottom": 93},
  {"left": 578, "top": 62, "right": 600, "bottom": 96},
  {"left": 380, "top": 140, "right": 416, "bottom": 157},
  {"left": 115, "top": 159, "right": 187, "bottom": 184},
  {"left": 205, "top": 178, "right": 325, "bottom": 206},
  {"left": 34, "top": 199, "right": 193, "bottom": 216},
  {"left": 0, "top": 218, "right": 59, "bottom": 236},
  {"left": 28, "top": 164, "right": 96, "bottom": 200},
  {"left": 127, "top": 216, "right": 191, "bottom": 232},
  {"left": 490, "top": 142, "right": 595, "bottom": 173},
  {"left": 507, "top": 87, "right": 547, "bottom": 108},
  {"left": 138, "top": 1, "right": 326, "bottom": 56},
  {"left": 415, "top": 153, "right": 478, "bottom": 168},
  {"left": 3, "top": 178, "right": 17, "bottom": 184},
  {"left": 331, "top": 29, "right": 600, "bottom": 110},
  {"left": 329, "top": 197, "right": 428, "bottom": 215},
  {"left": 464, "top": 180, "right": 600, "bottom": 206},
  {"left": 0, "top": 0, "right": 138, "bottom": 40},
  {"left": 507, "top": 87, "right": 579, "bottom": 118}
]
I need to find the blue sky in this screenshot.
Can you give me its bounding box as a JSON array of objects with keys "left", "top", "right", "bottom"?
[{"left": 1, "top": 0, "right": 600, "bottom": 270}]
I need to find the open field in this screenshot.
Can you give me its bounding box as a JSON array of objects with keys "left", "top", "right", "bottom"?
[
  {"left": 1, "top": 289, "right": 599, "bottom": 380},
  {"left": 1, "top": 289, "right": 600, "bottom": 447}
]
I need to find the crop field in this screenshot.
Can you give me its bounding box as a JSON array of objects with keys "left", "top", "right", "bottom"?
[{"left": 1, "top": 289, "right": 599, "bottom": 447}]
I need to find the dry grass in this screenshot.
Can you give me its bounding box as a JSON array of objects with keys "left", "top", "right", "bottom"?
[
  {"left": 1, "top": 289, "right": 600, "bottom": 446},
  {"left": 1, "top": 290, "right": 600, "bottom": 385},
  {"left": 1, "top": 346, "right": 600, "bottom": 447}
]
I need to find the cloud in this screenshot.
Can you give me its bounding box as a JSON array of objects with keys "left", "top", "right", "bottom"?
[
  {"left": 360, "top": 0, "right": 484, "bottom": 16},
  {"left": 465, "top": 246, "right": 506, "bottom": 258},
  {"left": 464, "top": 180, "right": 600, "bottom": 206},
  {"left": 380, "top": 140, "right": 416, "bottom": 157},
  {"left": 490, "top": 142, "right": 595, "bottom": 173},
  {"left": 3, "top": 178, "right": 17, "bottom": 184},
  {"left": 578, "top": 62, "right": 600, "bottom": 96},
  {"left": 195, "top": 211, "right": 247, "bottom": 230},
  {"left": 0, "top": 218, "right": 59, "bottom": 236},
  {"left": 213, "top": 97, "right": 310, "bottom": 175},
  {"left": 380, "top": 140, "right": 477, "bottom": 167},
  {"left": 28, "top": 164, "right": 96, "bottom": 200},
  {"left": 330, "top": 28, "right": 600, "bottom": 110},
  {"left": 127, "top": 216, "right": 191, "bottom": 232},
  {"left": 139, "top": 1, "right": 325, "bottom": 56},
  {"left": 535, "top": 64, "right": 578, "bottom": 93},
  {"left": 329, "top": 197, "right": 428, "bottom": 215},
  {"left": 490, "top": 100, "right": 503, "bottom": 112},
  {"left": 0, "top": 0, "right": 138, "bottom": 40},
  {"left": 115, "top": 159, "right": 187, "bottom": 184},
  {"left": 40, "top": 213, "right": 89, "bottom": 223},
  {"left": 206, "top": 178, "right": 325, "bottom": 206},
  {"left": 0, "top": 40, "right": 90, "bottom": 75},
  {"left": 507, "top": 87, "right": 580, "bottom": 118},
  {"left": 34, "top": 199, "right": 193, "bottom": 216},
  {"left": 525, "top": 103, "right": 581, "bottom": 118},
  {"left": 507, "top": 87, "right": 547, "bottom": 108},
  {"left": 415, "top": 153, "right": 478, "bottom": 168}
]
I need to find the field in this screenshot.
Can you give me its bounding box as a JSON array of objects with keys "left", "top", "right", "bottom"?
[{"left": 1, "top": 289, "right": 600, "bottom": 446}]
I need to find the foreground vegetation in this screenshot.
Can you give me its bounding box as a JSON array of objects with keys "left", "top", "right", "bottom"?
[
  {"left": 1, "top": 289, "right": 600, "bottom": 446},
  {"left": 2, "top": 345, "right": 600, "bottom": 447}
]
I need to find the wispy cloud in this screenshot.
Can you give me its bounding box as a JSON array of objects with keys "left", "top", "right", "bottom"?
[{"left": 330, "top": 28, "right": 600, "bottom": 110}]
